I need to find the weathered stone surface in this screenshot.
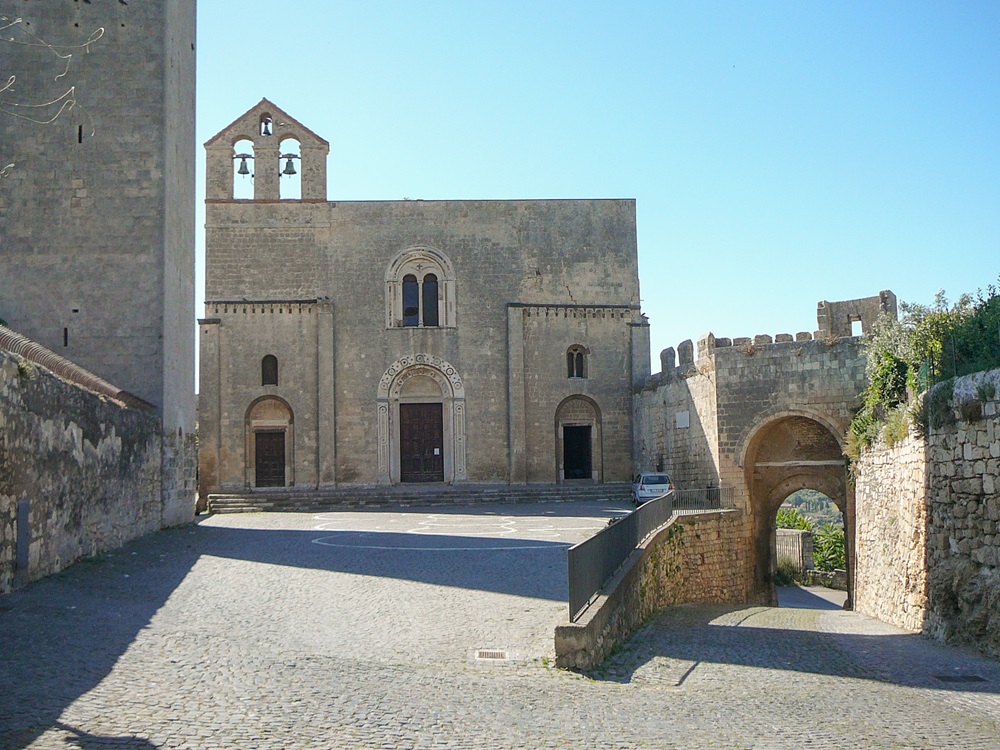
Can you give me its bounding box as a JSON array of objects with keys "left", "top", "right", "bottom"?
[
  {"left": 555, "top": 510, "right": 749, "bottom": 669},
  {"left": 0, "top": 351, "right": 163, "bottom": 593},
  {"left": 854, "top": 369, "right": 1000, "bottom": 658},
  {"left": 199, "top": 102, "right": 643, "bottom": 493}
]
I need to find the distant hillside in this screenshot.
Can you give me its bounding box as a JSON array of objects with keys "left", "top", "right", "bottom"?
[{"left": 781, "top": 489, "right": 843, "bottom": 529}]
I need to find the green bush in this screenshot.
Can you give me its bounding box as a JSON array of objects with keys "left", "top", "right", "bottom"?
[
  {"left": 774, "top": 558, "right": 801, "bottom": 586},
  {"left": 814, "top": 524, "right": 846, "bottom": 572}
]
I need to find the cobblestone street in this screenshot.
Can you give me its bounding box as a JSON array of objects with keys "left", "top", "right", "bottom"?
[{"left": 2, "top": 503, "right": 998, "bottom": 749}]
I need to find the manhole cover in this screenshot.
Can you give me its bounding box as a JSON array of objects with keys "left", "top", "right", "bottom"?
[
  {"left": 934, "top": 674, "right": 987, "bottom": 683},
  {"left": 475, "top": 649, "right": 508, "bottom": 661}
]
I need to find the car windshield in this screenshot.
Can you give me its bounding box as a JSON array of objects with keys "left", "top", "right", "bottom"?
[{"left": 642, "top": 475, "right": 669, "bottom": 485}]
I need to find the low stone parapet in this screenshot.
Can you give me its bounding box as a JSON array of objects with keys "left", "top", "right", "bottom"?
[{"left": 555, "top": 509, "right": 749, "bottom": 670}]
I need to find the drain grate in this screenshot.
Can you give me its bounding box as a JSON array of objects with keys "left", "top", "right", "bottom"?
[
  {"left": 475, "top": 649, "right": 508, "bottom": 661},
  {"left": 935, "top": 674, "right": 987, "bottom": 683}
]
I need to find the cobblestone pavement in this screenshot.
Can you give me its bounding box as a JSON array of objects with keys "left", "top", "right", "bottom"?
[{"left": 2, "top": 503, "right": 999, "bottom": 749}]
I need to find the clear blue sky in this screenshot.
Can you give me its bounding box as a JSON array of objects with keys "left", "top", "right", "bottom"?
[{"left": 196, "top": 1, "right": 999, "bottom": 370}]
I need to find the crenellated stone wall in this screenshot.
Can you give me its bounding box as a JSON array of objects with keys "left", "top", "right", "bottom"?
[
  {"left": 0, "top": 350, "right": 163, "bottom": 594},
  {"left": 854, "top": 369, "right": 1000, "bottom": 657}
]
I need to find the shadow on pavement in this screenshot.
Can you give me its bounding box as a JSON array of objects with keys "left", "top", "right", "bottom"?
[
  {"left": 777, "top": 584, "right": 847, "bottom": 610},
  {"left": 590, "top": 602, "right": 1000, "bottom": 695},
  {"left": 55, "top": 722, "right": 159, "bottom": 750},
  {"left": 0, "top": 520, "right": 572, "bottom": 747}
]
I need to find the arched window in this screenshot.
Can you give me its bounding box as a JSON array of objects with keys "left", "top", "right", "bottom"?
[
  {"left": 261, "top": 355, "right": 278, "bottom": 386},
  {"left": 402, "top": 275, "right": 420, "bottom": 327},
  {"left": 385, "top": 247, "right": 456, "bottom": 329},
  {"left": 567, "top": 345, "right": 587, "bottom": 379},
  {"left": 422, "top": 274, "right": 439, "bottom": 327}
]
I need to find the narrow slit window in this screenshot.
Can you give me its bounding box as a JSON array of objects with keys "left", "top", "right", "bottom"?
[
  {"left": 422, "top": 273, "right": 439, "bottom": 327},
  {"left": 63, "top": 327, "right": 69, "bottom": 347},
  {"left": 261, "top": 355, "right": 278, "bottom": 386},
  {"left": 402, "top": 275, "right": 419, "bottom": 327}
]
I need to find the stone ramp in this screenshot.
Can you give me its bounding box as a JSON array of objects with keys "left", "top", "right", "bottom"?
[{"left": 207, "top": 482, "right": 631, "bottom": 513}]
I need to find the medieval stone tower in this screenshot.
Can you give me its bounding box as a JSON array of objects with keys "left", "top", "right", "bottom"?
[{"left": 0, "top": 1, "right": 197, "bottom": 522}]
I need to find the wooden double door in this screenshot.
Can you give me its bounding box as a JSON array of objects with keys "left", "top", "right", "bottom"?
[
  {"left": 399, "top": 403, "right": 444, "bottom": 482},
  {"left": 255, "top": 430, "right": 286, "bottom": 487}
]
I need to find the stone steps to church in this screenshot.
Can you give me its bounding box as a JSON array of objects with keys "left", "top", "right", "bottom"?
[{"left": 206, "top": 483, "right": 630, "bottom": 514}]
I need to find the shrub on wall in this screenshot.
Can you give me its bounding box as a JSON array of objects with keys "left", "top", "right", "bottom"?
[{"left": 849, "top": 279, "right": 1000, "bottom": 457}]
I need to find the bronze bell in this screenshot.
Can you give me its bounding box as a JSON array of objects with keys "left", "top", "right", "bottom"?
[
  {"left": 237, "top": 157, "right": 250, "bottom": 176},
  {"left": 282, "top": 157, "right": 297, "bottom": 176}
]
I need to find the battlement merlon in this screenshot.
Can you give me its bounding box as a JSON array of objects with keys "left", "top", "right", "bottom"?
[
  {"left": 651, "top": 290, "right": 896, "bottom": 381},
  {"left": 816, "top": 290, "right": 897, "bottom": 339}
]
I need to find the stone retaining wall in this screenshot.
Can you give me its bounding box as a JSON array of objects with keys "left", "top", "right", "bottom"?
[
  {"left": 0, "top": 350, "right": 163, "bottom": 593},
  {"left": 555, "top": 509, "right": 750, "bottom": 670},
  {"left": 854, "top": 369, "right": 1000, "bottom": 657}
]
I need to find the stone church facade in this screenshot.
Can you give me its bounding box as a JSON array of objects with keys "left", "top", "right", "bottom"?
[{"left": 198, "top": 101, "right": 650, "bottom": 497}]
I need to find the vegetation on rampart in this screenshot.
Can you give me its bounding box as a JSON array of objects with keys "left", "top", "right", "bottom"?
[{"left": 847, "top": 280, "right": 1000, "bottom": 460}]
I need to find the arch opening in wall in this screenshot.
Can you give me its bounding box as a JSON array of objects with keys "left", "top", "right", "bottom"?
[
  {"left": 555, "top": 395, "right": 603, "bottom": 482},
  {"left": 232, "top": 138, "right": 254, "bottom": 199},
  {"left": 775, "top": 489, "right": 846, "bottom": 599},
  {"left": 245, "top": 396, "right": 294, "bottom": 488},
  {"left": 743, "top": 414, "right": 851, "bottom": 608},
  {"left": 376, "top": 355, "right": 467, "bottom": 485},
  {"left": 385, "top": 247, "right": 456, "bottom": 329},
  {"left": 278, "top": 137, "right": 301, "bottom": 200}
]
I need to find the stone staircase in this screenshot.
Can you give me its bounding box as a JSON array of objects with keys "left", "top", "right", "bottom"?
[{"left": 206, "top": 482, "right": 631, "bottom": 514}]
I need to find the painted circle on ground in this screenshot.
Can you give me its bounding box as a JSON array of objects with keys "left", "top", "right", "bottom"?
[{"left": 310, "top": 531, "right": 569, "bottom": 551}]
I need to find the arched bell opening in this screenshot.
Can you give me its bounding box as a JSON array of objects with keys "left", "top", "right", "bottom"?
[
  {"left": 278, "top": 137, "right": 301, "bottom": 200},
  {"left": 232, "top": 138, "right": 254, "bottom": 200}
]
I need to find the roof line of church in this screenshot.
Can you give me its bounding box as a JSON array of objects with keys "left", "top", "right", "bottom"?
[{"left": 204, "top": 98, "right": 330, "bottom": 147}]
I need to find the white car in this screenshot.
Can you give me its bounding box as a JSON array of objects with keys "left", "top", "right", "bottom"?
[{"left": 631, "top": 473, "right": 673, "bottom": 505}]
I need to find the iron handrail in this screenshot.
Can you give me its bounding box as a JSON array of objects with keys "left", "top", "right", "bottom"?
[{"left": 567, "top": 486, "right": 738, "bottom": 622}]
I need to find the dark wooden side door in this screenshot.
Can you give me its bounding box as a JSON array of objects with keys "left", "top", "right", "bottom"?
[
  {"left": 255, "top": 430, "right": 286, "bottom": 487},
  {"left": 399, "top": 403, "right": 444, "bottom": 482},
  {"left": 563, "top": 425, "right": 592, "bottom": 480}
]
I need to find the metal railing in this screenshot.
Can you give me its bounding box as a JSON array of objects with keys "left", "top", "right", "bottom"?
[{"left": 567, "top": 487, "right": 739, "bottom": 622}]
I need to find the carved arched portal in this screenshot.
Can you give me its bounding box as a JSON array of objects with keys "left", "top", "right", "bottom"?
[
  {"left": 245, "top": 396, "right": 294, "bottom": 488},
  {"left": 555, "top": 395, "right": 603, "bottom": 482},
  {"left": 742, "top": 413, "right": 852, "bottom": 607},
  {"left": 376, "top": 355, "right": 467, "bottom": 484}
]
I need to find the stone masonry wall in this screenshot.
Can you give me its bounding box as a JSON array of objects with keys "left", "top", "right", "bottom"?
[
  {"left": 634, "top": 361, "right": 720, "bottom": 489},
  {"left": 0, "top": 351, "right": 162, "bottom": 593},
  {"left": 555, "top": 510, "right": 751, "bottom": 670},
  {"left": 854, "top": 369, "right": 1000, "bottom": 657},
  {"left": 854, "top": 434, "right": 929, "bottom": 631}
]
